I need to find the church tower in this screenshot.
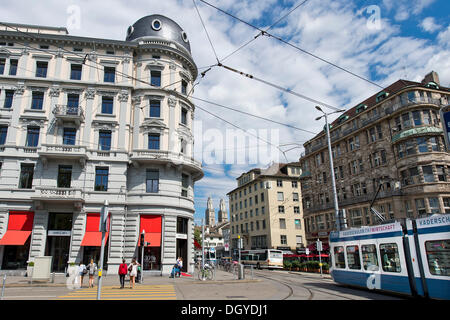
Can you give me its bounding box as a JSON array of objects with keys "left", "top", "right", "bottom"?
[
  {"left": 205, "top": 197, "right": 215, "bottom": 226},
  {"left": 218, "top": 198, "right": 228, "bottom": 224}
]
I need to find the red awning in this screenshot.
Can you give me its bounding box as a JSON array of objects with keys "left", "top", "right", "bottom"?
[
  {"left": 0, "top": 230, "right": 32, "bottom": 245},
  {"left": 0, "top": 211, "right": 34, "bottom": 245},
  {"left": 80, "top": 213, "right": 109, "bottom": 247},
  {"left": 138, "top": 215, "right": 162, "bottom": 247}
]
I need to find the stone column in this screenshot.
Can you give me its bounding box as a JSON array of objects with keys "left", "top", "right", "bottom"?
[
  {"left": 117, "top": 90, "right": 129, "bottom": 150},
  {"left": 132, "top": 96, "right": 141, "bottom": 150},
  {"left": 6, "top": 82, "right": 25, "bottom": 145},
  {"left": 168, "top": 96, "right": 177, "bottom": 153},
  {"left": 162, "top": 214, "right": 177, "bottom": 275},
  {"left": 82, "top": 88, "right": 96, "bottom": 147},
  {"left": 29, "top": 209, "right": 48, "bottom": 259}
]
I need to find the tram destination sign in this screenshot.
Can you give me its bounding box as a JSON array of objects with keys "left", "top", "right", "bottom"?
[{"left": 330, "top": 222, "right": 402, "bottom": 241}]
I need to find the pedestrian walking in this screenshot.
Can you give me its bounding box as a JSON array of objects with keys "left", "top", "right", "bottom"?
[
  {"left": 87, "top": 258, "right": 97, "bottom": 288},
  {"left": 78, "top": 262, "right": 87, "bottom": 288},
  {"left": 118, "top": 259, "right": 128, "bottom": 288},
  {"left": 177, "top": 257, "right": 183, "bottom": 277},
  {"left": 128, "top": 258, "right": 140, "bottom": 289}
]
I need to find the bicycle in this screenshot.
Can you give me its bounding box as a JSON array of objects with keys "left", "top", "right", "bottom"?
[{"left": 198, "top": 263, "right": 214, "bottom": 281}]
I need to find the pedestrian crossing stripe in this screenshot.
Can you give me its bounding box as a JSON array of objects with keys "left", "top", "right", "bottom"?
[{"left": 58, "top": 285, "right": 176, "bottom": 300}]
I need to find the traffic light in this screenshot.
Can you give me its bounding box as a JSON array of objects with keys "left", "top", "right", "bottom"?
[{"left": 140, "top": 232, "right": 145, "bottom": 247}]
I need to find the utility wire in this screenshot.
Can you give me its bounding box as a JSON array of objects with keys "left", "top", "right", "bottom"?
[
  {"left": 193, "top": 0, "right": 220, "bottom": 64},
  {"left": 191, "top": 96, "right": 318, "bottom": 135},
  {"left": 198, "top": 0, "right": 383, "bottom": 89}
]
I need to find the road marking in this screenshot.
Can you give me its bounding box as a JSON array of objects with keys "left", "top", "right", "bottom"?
[{"left": 58, "top": 284, "right": 177, "bottom": 300}]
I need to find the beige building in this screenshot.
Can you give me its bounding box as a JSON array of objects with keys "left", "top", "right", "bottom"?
[
  {"left": 299, "top": 71, "right": 450, "bottom": 247},
  {"left": 227, "top": 163, "right": 306, "bottom": 254}
]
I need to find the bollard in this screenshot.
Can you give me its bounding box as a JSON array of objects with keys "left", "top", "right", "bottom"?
[
  {"left": 52, "top": 272, "right": 55, "bottom": 283},
  {"left": 1, "top": 274, "right": 6, "bottom": 300}
]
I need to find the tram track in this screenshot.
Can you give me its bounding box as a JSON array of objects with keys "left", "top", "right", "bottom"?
[{"left": 252, "top": 270, "right": 360, "bottom": 300}]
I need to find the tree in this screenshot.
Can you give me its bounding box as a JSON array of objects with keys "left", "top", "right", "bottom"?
[{"left": 194, "top": 228, "right": 202, "bottom": 246}]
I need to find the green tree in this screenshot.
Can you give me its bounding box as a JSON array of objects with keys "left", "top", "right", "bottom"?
[{"left": 194, "top": 228, "right": 202, "bottom": 246}]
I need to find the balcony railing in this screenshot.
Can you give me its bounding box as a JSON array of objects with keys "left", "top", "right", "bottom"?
[
  {"left": 39, "top": 144, "right": 87, "bottom": 156},
  {"left": 53, "top": 104, "right": 85, "bottom": 122},
  {"left": 33, "top": 187, "right": 84, "bottom": 201},
  {"left": 386, "top": 97, "right": 441, "bottom": 115}
]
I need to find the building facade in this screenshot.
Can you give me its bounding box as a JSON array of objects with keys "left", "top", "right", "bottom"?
[
  {"left": 227, "top": 163, "right": 306, "bottom": 255},
  {"left": 0, "top": 15, "right": 203, "bottom": 275},
  {"left": 299, "top": 71, "right": 450, "bottom": 247}
]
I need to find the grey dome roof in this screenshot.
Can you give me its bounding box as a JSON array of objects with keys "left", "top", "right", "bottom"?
[{"left": 126, "top": 15, "right": 191, "bottom": 53}]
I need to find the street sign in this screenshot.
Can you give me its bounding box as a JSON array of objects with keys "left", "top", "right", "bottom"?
[
  {"left": 316, "top": 239, "right": 323, "bottom": 252},
  {"left": 305, "top": 248, "right": 310, "bottom": 255}
]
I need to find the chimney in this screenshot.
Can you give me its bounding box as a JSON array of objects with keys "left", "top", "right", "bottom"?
[{"left": 421, "top": 71, "right": 440, "bottom": 85}]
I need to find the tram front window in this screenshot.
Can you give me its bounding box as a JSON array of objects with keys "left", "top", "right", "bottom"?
[
  {"left": 362, "top": 244, "right": 379, "bottom": 271},
  {"left": 334, "top": 246, "right": 345, "bottom": 269},
  {"left": 380, "top": 243, "right": 401, "bottom": 273},
  {"left": 425, "top": 240, "right": 450, "bottom": 276},
  {"left": 346, "top": 245, "right": 361, "bottom": 270}
]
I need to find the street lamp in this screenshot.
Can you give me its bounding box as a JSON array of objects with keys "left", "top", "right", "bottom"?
[{"left": 315, "top": 106, "right": 345, "bottom": 231}]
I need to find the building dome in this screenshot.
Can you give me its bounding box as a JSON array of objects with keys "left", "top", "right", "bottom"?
[{"left": 126, "top": 14, "right": 191, "bottom": 53}]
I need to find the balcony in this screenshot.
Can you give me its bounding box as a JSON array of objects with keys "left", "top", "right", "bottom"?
[
  {"left": 130, "top": 149, "right": 203, "bottom": 180},
  {"left": 31, "top": 187, "right": 84, "bottom": 209},
  {"left": 38, "top": 144, "right": 88, "bottom": 167},
  {"left": 53, "top": 105, "right": 85, "bottom": 125},
  {"left": 385, "top": 97, "right": 441, "bottom": 115},
  {"left": 391, "top": 126, "right": 443, "bottom": 143}
]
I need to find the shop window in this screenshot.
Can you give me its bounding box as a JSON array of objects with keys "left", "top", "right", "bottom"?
[{"left": 380, "top": 243, "right": 401, "bottom": 273}]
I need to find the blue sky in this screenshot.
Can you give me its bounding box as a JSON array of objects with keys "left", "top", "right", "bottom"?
[{"left": 1, "top": 0, "right": 448, "bottom": 225}]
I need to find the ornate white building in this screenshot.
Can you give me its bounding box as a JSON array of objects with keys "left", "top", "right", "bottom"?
[{"left": 0, "top": 15, "right": 203, "bottom": 275}]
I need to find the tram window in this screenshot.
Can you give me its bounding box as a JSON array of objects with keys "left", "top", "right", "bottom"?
[
  {"left": 346, "top": 245, "right": 361, "bottom": 270},
  {"left": 334, "top": 246, "right": 346, "bottom": 269},
  {"left": 379, "top": 243, "right": 401, "bottom": 273},
  {"left": 362, "top": 244, "right": 379, "bottom": 271},
  {"left": 425, "top": 240, "right": 450, "bottom": 277}
]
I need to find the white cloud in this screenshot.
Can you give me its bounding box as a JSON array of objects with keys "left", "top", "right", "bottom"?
[{"left": 420, "top": 17, "right": 441, "bottom": 33}]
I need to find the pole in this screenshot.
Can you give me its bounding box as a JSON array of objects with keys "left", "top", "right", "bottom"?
[
  {"left": 201, "top": 219, "right": 205, "bottom": 269},
  {"left": 1, "top": 274, "right": 6, "bottom": 300},
  {"left": 317, "top": 239, "right": 323, "bottom": 277},
  {"left": 325, "top": 113, "right": 341, "bottom": 231},
  {"left": 141, "top": 230, "right": 145, "bottom": 284},
  {"left": 97, "top": 200, "right": 108, "bottom": 300}
]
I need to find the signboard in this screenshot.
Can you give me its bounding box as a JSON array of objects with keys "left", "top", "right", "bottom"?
[
  {"left": 224, "top": 243, "right": 229, "bottom": 251},
  {"left": 305, "top": 248, "right": 310, "bottom": 255},
  {"left": 48, "top": 230, "right": 71, "bottom": 236},
  {"left": 316, "top": 240, "right": 323, "bottom": 252},
  {"left": 176, "top": 233, "right": 188, "bottom": 239},
  {"left": 440, "top": 105, "right": 450, "bottom": 151},
  {"left": 32, "top": 256, "right": 53, "bottom": 280}
]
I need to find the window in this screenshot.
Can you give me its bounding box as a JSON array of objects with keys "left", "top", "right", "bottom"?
[
  {"left": 346, "top": 246, "right": 361, "bottom": 270},
  {"left": 429, "top": 137, "right": 440, "bottom": 152},
  {"left": 362, "top": 244, "right": 379, "bottom": 271},
  {"left": 4, "top": 90, "right": 14, "bottom": 108},
  {"left": 428, "top": 197, "right": 440, "bottom": 214},
  {"left": 26, "top": 127, "right": 40, "bottom": 147},
  {"left": 70, "top": 64, "right": 82, "bottom": 80},
  {"left": 261, "top": 192, "right": 264, "bottom": 202},
  {"left": 255, "top": 208, "right": 259, "bottom": 216},
  {"left": 417, "top": 137, "right": 427, "bottom": 153},
  {"left": 425, "top": 240, "right": 450, "bottom": 276},
  {"left": 63, "top": 128, "right": 76, "bottom": 145},
  {"left": 261, "top": 206, "right": 265, "bottom": 215},
  {"left": 148, "top": 134, "right": 160, "bottom": 150},
  {"left": 277, "top": 192, "right": 284, "bottom": 201},
  {"left": 99, "top": 130, "right": 111, "bottom": 150},
  {"left": 19, "top": 164, "right": 34, "bottom": 189},
  {"left": 292, "top": 181, "right": 298, "bottom": 188},
  {"left": 422, "top": 165, "right": 434, "bottom": 182},
  {"left": 334, "top": 246, "right": 345, "bottom": 269},
  {"left": 295, "top": 219, "right": 301, "bottom": 229},
  {"left": 181, "top": 80, "right": 187, "bottom": 95},
  {"left": 181, "top": 108, "right": 187, "bottom": 125},
  {"left": 293, "top": 193, "right": 299, "bottom": 202},
  {"left": 94, "top": 167, "right": 109, "bottom": 191},
  {"left": 369, "top": 127, "right": 376, "bottom": 142},
  {"left": 103, "top": 66, "right": 115, "bottom": 82},
  {"left": 255, "top": 195, "right": 258, "bottom": 204},
  {"left": 9, "top": 59, "right": 17, "bottom": 75},
  {"left": 67, "top": 94, "right": 79, "bottom": 114},
  {"left": 402, "top": 113, "right": 411, "bottom": 128},
  {"left": 150, "top": 70, "right": 161, "bottom": 87},
  {"left": 294, "top": 206, "right": 300, "bottom": 214},
  {"left": 409, "top": 167, "right": 420, "bottom": 184},
  {"left": 405, "top": 140, "right": 416, "bottom": 155},
  {"left": 277, "top": 179, "right": 283, "bottom": 187},
  {"left": 57, "top": 165, "right": 72, "bottom": 188},
  {"left": 415, "top": 198, "right": 426, "bottom": 215},
  {"left": 0, "top": 126, "right": 7, "bottom": 145},
  {"left": 423, "top": 110, "right": 431, "bottom": 125},
  {"left": 279, "top": 219, "right": 286, "bottom": 229},
  {"left": 436, "top": 165, "right": 446, "bottom": 181},
  {"left": 101, "top": 96, "right": 114, "bottom": 114},
  {"left": 413, "top": 110, "right": 421, "bottom": 126},
  {"left": 278, "top": 206, "right": 285, "bottom": 213},
  {"left": 35, "top": 61, "right": 48, "bottom": 77},
  {"left": 31, "top": 91, "right": 44, "bottom": 110},
  {"left": 380, "top": 243, "right": 401, "bottom": 272},
  {"left": 149, "top": 100, "right": 160, "bottom": 118},
  {"left": 280, "top": 235, "right": 287, "bottom": 245},
  {"left": 146, "top": 169, "right": 159, "bottom": 193},
  {"left": 0, "top": 58, "right": 4, "bottom": 74},
  {"left": 348, "top": 137, "right": 354, "bottom": 151}
]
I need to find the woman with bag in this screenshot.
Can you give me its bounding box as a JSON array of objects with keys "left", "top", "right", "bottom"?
[
  {"left": 128, "top": 258, "right": 140, "bottom": 289},
  {"left": 87, "top": 258, "right": 97, "bottom": 288},
  {"left": 78, "top": 262, "right": 87, "bottom": 288},
  {"left": 118, "top": 259, "right": 128, "bottom": 288}
]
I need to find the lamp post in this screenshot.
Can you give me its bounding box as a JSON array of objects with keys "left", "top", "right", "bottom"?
[
  {"left": 315, "top": 106, "right": 345, "bottom": 232},
  {"left": 97, "top": 199, "right": 108, "bottom": 300}
]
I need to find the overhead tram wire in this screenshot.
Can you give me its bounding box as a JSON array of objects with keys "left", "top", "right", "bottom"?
[
  {"left": 194, "top": 103, "right": 289, "bottom": 162},
  {"left": 215, "top": 63, "right": 342, "bottom": 112},
  {"left": 190, "top": 96, "right": 318, "bottom": 135},
  {"left": 193, "top": 0, "right": 220, "bottom": 64},
  {"left": 198, "top": 0, "right": 384, "bottom": 90}
]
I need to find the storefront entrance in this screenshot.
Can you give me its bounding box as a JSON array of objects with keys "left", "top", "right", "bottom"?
[
  {"left": 82, "top": 245, "right": 109, "bottom": 268},
  {"left": 176, "top": 239, "right": 187, "bottom": 272},
  {"left": 45, "top": 213, "right": 73, "bottom": 273},
  {"left": 1, "top": 239, "right": 31, "bottom": 270}
]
